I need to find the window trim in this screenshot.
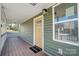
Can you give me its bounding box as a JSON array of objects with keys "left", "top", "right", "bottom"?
[
  {"left": 52, "top": 3, "right": 79, "bottom": 46},
  {"left": 55, "top": 18, "right": 78, "bottom": 24}
]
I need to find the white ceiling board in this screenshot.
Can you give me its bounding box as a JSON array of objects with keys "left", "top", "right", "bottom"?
[{"left": 2, "top": 3, "right": 54, "bottom": 24}]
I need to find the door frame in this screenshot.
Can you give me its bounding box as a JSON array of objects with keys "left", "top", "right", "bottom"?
[{"left": 33, "top": 15, "right": 44, "bottom": 51}]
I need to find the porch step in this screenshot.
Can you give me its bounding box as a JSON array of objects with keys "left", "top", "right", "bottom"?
[{"left": 30, "top": 45, "right": 42, "bottom": 53}]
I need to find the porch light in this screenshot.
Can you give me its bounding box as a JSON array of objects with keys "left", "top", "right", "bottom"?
[{"left": 42, "top": 8, "right": 48, "bottom": 15}]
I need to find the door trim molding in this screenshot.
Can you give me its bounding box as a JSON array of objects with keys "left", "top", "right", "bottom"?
[
  {"left": 33, "top": 16, "right": 35, "bottom": 46},
  {"left": 33, "top": 15, "right": 44, "bottom": 51}
]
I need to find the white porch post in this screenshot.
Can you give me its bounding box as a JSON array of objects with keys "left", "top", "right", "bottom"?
[{"left": 77, "top": 3, "right": 79, "bottom": 39}]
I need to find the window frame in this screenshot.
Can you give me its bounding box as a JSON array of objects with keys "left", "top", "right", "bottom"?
[{"left": 52, "top": 3, "right": 79, "bottom": 46}]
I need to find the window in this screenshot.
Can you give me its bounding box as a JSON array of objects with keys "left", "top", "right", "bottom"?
[{"left": 53, "top": 3, "right": 79, "bottom": 46}]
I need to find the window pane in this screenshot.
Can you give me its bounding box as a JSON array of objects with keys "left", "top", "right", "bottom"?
[
  {"left": 55, "top": 20, "right": 78, "bottom": 42},
  {"left": 55, "top": 3, "right": 78, "bottom": 22}
]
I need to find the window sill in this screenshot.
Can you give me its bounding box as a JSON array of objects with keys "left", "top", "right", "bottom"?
[{"left": 53, "top": 39, "right": 79, "bottom": 46}]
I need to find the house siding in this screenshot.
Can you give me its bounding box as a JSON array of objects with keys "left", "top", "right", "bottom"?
[
  {"left": 0, "top": 5, "right": 7, "bottom": 55},
  {"left": 20, "top": 19, "right": 33, "bottom": 45},
  {"left": 20, "top": 3, "right": 79, "bottom": 56},
  {"left": 44, "top": 6, "right": 79, "bottom": 56},
  {"left": 20, "top": 13, "right": 42, "bottom": 45}
]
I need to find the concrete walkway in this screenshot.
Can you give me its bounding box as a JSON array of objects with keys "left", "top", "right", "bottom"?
[{"left": 1, "top": 32, "right": 47, "bottom": 56}]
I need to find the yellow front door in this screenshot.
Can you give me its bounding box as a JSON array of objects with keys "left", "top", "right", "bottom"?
[{"left": 34, "top": 15, "right": 43, "bottom": 48}]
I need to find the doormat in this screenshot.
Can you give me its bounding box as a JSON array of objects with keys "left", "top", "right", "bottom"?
[{"left": 30, "top": 45, "right": 42, "bottom": 53}]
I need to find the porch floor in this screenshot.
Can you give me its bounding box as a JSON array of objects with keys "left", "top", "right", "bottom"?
[{"left": 1, "top": 32, "right": 47, "bottom": 56}]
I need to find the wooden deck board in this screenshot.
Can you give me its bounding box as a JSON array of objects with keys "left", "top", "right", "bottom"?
[{"left": 1, "top": 33, "right": 47, "bottom": 56}]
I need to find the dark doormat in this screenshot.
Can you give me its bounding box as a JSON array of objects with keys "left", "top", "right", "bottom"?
[{"left": 30, "top": 45, "right": 42, "bottom": 53}]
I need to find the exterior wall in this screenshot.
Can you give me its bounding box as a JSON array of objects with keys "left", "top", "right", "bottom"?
[
  {"left": 1, "top": 5, "right": 7, "bottom": 35},
  {"left": 20, "top": 19, "right": 33, "bottom": 45},
  {"left": 0, "top": 4, "right": 2, "bottom": 54},
  {"left": 44, "top": 6, "right": 79, "bottom": 56},
  {"left": 0, "top": 33, "right": 7, "bottom": 55},
  {"left": 20, "top": 13, "right": 42, "bottom": 45},
  {"left": 0, "top": 4, "right": 7, "bottom": 55},
  {"left": 0, "top": 4, "right": 1, "bottom": 54},
  {"left": 19, "top": 3, "right": 79, "bottom": 56},
  {"left": 0, "top": 4, "right": 1, "bottom": 39}
]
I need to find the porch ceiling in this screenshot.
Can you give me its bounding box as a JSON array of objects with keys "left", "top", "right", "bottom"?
[{"left": 2, "top": 3, "right": 54, "bottom": 24}]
